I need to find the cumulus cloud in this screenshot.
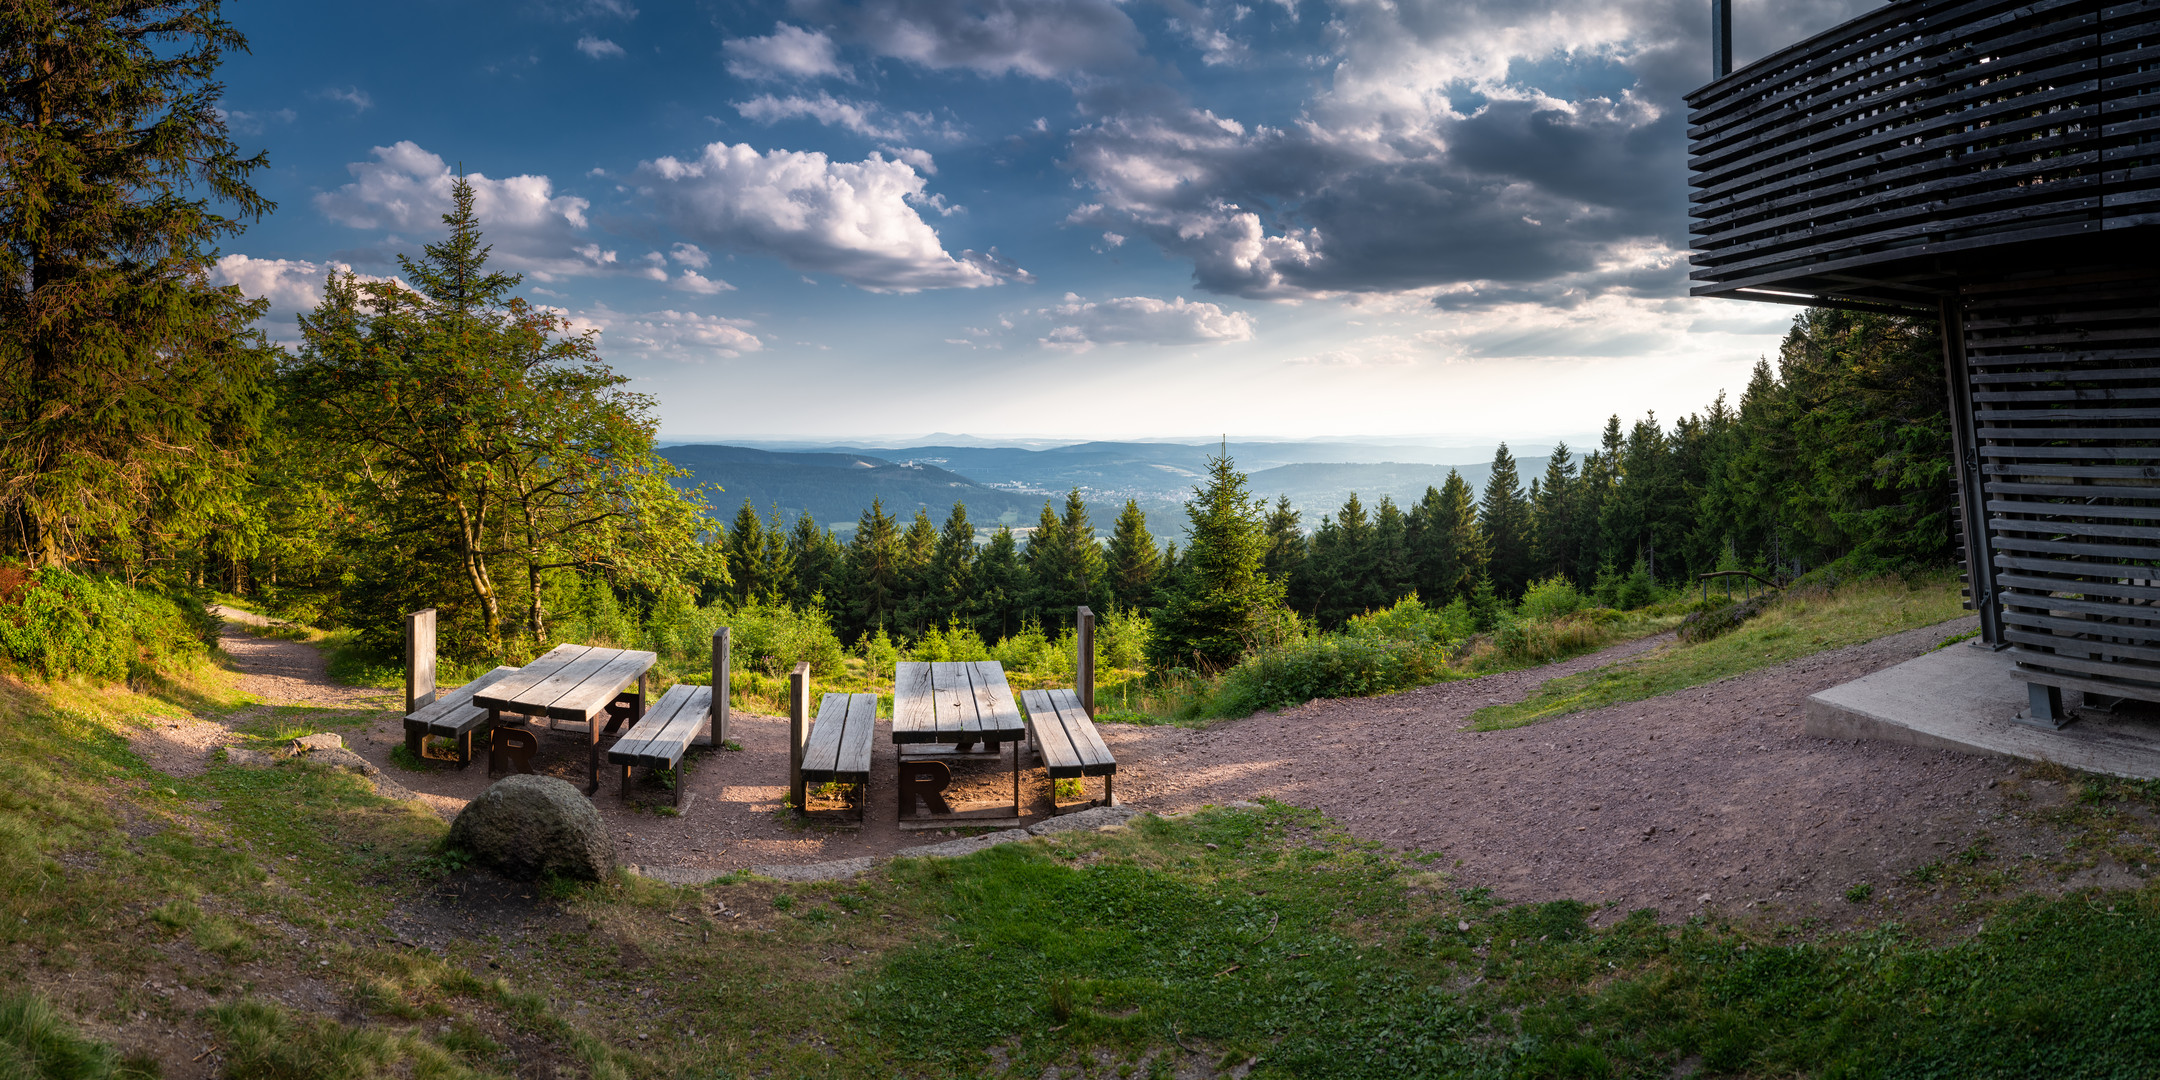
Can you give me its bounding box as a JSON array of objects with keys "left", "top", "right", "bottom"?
[
  {"left": 735, "top": 92, "right": 899, "bottom": 139},
  {"left": 1036, "top": 293, "right": 1254, "bottom": 352},
  {"left": 576, "top": 34, "right": 626, "bottom": 58},
  {"left": 807, "top": 0, "right": 1142, "bottom": 78},
  {"left": 580, "top": 305, "right": 763, "bottom": 361},
  {"left": 314, "top": 142, "right": 604, "bottom": 281},
  {"left": 209, "top": 254, "right": 405, "bottom": 342},
  {"left": 672, "top": 270, "right": 735, "bottom": 294},
  {"left": 723, "top": 23, "right": 847, "bottom": 80},
  {"left": 637, "top": 141, "right": 1028, "bottom": 292}
]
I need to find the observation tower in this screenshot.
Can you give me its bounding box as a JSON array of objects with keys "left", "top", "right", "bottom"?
[{"left": 1689, "top": 0, "right": 2160, "bottom": 728}]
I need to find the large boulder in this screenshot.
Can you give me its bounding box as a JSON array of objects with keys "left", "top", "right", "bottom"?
[{"left": 448, "top": 775, "right": 616, "bottom": 880}]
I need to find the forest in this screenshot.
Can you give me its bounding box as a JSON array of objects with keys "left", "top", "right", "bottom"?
[{"left": 0, "top": 0, "right": 1955, "bottom": 707}]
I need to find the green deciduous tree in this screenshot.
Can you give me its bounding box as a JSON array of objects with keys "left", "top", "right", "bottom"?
[{"left": 1, "top": 0, "right": 275, "bottom": 568}]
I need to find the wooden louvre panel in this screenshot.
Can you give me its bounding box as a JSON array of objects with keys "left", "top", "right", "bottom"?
[
  {"left": 1685, "top": 0, "right": 2160, "bottom": 303},
  {"left": 1967, "top": 272, "right": 2160, "bottom": 702}
]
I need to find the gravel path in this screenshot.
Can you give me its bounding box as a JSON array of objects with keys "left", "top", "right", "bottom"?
[{"left": 198, "top": 611, "right": 2113, "bottom": 921}]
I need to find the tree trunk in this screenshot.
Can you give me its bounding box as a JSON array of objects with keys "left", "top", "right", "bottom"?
[{"left": 449, "top": 497, "right": 502, "bottom": 642}]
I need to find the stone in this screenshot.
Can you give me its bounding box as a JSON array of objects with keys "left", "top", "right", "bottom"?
[
  {"left": 289, "top": 732, "right": 343, "bottom": 756},
  {"left": 747, "top": 857, "right": 875, "bottom": 882},
  {"left": 448, "top": 775, "right": 617, "bottom": 880},
  {"left": 1027, "top": 805, "right": 1138, "bottom": 836},
  {"left": 893, "top": 828, "right": 1032, "bottom": 860}
]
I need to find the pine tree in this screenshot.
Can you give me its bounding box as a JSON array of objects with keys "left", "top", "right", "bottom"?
[
  {"left": 974, "top": 526, "right": 1027, "bottom": 640},
  {"left": 1412, "top": 471, "right": 1486, "bottom": 604},
  {"left": 843, "top": 499, "right": 903, "bottom": 638},
  {"left": 1530, "top": 441, "right": 1578, "bottom": 583},
  {"left": 1, "top": 1, "right": 275, "bottom": 566},
  {"left": 1103, "top": 499, "right": 1161, "bottom": 612},
  {"left": 897, "top": 508, "right": 938, "bottom": 632},
  {"left": 917, "top": 502, "right": 977, "bottom": 631},
  {"left": 784, "top": 512, "right": 843, "bottom": 609},
  {"left": 1261, "top": 495, "right": 1305, "bottom": 587},
  {"left": 722, "top": 500, "right": 794, "bottom": 605},
  {"left": 1025, "top": 489, "right": 1107, "bottom": 627},
  {"left": 1372, "top": 496, "right": 1415, "bottom": 607},
  {"left": 1147, "top": 450, "right": 1285, "bottom": 670},
  {"left": 1479, "top": 444, "right": 1532, "bottom": 597}
]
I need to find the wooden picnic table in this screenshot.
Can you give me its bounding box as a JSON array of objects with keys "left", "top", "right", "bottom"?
[
  {"left": 891, "top": 661, "right": 1025, "bottom": 824},
  {"left": 473, "top": 643, "right": 658, "bottom": 794}
]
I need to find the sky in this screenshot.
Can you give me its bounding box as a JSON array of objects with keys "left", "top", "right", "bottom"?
[{"left": 209, "top": 0, "right": 1883, "bottom": 442}]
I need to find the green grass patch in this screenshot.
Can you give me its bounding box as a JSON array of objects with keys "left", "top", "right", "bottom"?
[
  {"left": 1469, "top": 573, "right": 1969, "bottom": 731},
  {"left": 0, "top": 992, "right": 161, "bottom": 1080}
]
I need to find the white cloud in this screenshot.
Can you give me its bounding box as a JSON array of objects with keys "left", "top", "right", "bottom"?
[
  {"left": 637, "top": 141, "right": 1027, "bottom": 292},
  {"left": 883, "top": 146, "right": 936, "bottom": 175},
  {"left": 314, "top": 142, "right": 604, "bottom": 281},
  {"left": 581, "top": 305, "right": 763, "bottom": 361},
  {"left": 321, "top": 86, "right": 372, "bottom": 111},
  {"left": 669, "top": 242, "right": 710, "bottom": 268},
  {"left": 723, "top": 24, "right": 846, "bottom": 80},
  {"left": 673, "top": 270, "right": 735, "bottom": 294},
  {"left": 734, "top": 92, "right": 899, "bottom": 139},
  {"left": 1037, "top": 293, "right": 1254, "bottom": 352},
  {"left": 812, "top": 0, "right": 1142, "bottom": 79},
  {"left": 576, "top": 34, "right": 626, "bottom": 58},
  {"left": 215, "top": 106, "right": 296, "bottom": 135},
  {"left": 209, "top": 254, "right": 405, "bottom": 343}
]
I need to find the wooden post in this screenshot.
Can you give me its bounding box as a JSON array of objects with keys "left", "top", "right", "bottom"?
[
  {"left": 403, "top": 608, "right": 437, "bottom": 716},
  {"left": 1075, "top": 606, "right": 1095, "bottom": 718},
  {"left": 702, "top": 626, "right": 730, "bottom": 747},
  {"left": 788, "top": 661, "right": 811, "bottom": 813}
]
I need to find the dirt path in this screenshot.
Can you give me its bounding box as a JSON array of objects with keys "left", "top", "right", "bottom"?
[
  {"left": 203, "top": 611, "right": 2111, "bottom": 922},
  {"left": 209, "top": 605, "right": 393, "bottom": 709}
]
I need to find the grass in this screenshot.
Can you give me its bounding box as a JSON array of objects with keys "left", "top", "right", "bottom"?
[{"left": 1468, "top": 573, "right": 1969, "bottom": 731}]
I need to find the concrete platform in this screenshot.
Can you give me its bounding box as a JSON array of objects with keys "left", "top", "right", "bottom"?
[{"left": 1806, "top": 643, "right": 2160, "bottom": 780}]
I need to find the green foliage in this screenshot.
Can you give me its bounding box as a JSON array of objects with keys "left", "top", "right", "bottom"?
[
  {"left": 1104, "top": 499, "right": 1162, "bottom": 613},
  {"left": 1149, "top": 450, "right": 1288, "bottom": 670},
  {"left": 1343, "top": 596, "right": 1474, "bottom": 647},
  {"left": 1479, "top": 443, "right": 1532, "bottom": 597},
  {"left": 1516, "top": 575, "right": 1587, "bottom": 622},
  {"left": 0, "top": 0, "right": 275, "bottom": 570},
  {"left": 0, "top": 567, "right": 211, "bottom": 680},
  {"left": 0, "top": 993, "right": 159, "bottom": 1080},
  {"left": 1195, "top": 633, "right": 1457, "bottom": 718}
]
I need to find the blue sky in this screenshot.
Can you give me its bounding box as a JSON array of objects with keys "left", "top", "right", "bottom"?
[{"left": 211, "top": 0, "right": 1879, "bottom": 441}]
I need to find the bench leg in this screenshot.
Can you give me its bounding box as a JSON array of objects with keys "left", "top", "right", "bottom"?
[
  {"left": 405, "top": 726, "right": 425, "bottom": 762},
  {"left": 1102, "top": 773, "right": 1114, "bottom": 808},
  {"left": 622, "top": 763, "right": 633, "bottom": 800},
  {"left": 674, "top": 762, "right": 684, "bottom": 808},
  {"left": 456, "top": 729, "right": 472, "bottom": 769}
]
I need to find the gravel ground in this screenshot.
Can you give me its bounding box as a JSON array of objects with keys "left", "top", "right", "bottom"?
[{"left": 190, "top": 611, "right": 2126, "bottom": 922}]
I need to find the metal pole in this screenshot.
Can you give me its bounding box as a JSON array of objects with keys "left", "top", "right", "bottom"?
[{"left": 1712, "top": 0, "right": 1734, "bottom": 77}]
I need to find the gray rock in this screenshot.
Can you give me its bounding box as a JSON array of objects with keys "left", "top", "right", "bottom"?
[
  {"left": 893, "top": 828, "right": 1032, "bottom": 860},
  {"left": 1027, "top": 805, "right": 1139, "bottom": 835},
  {"left": 447, "top": 775, "right": 617, "bottom": 880},
  {"left": 747, "top": 857, "right": 875, "bottom": 882},
  {"left": 289, "top": 732, "right": 343, "bottom": 756},
  {"left": 222, "top": 747, "right": 274, "bottom": 767}
]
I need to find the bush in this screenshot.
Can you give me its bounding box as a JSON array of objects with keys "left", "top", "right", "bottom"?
[
  {"left": 1199, "top": 634, "right": 1456, "bottom": 718},
  {"left": 0, "top": 566, "right": 212, "bottom": 681},
  {"left": 1616, "top": 562, "right": 1659, "bottom": 611},
  {"left": 1344, "top": 596, "right": 1473, "bottom": 646},
  {"left": 913, "top": 621, "right": 991, "bottom": 663},
  {"left": 1517, "top": 576, "right": 1587, "bottom": 622}
]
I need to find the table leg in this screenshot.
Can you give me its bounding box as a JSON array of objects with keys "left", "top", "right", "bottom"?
[
  {"left": 587, "top": 717, "right": 601, "bottom": 795},
  {"left": 636, "top": 673, "right": 647, "bottom": 721},
  {"left": 1011, "top": 738, "right": 1019, "bottom": 816}
]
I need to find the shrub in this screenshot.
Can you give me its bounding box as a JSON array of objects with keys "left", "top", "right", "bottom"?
[
  {"left": 1678, "top": 593, "right": 1776, "bottom": 644},
  {"left": 913, "top": 622, "right": 991, "bottom": 663},
  {"left": 1517, "top": 575, "right": 1587, "bottom": 622},
  {"left": 1344, "top": 596, "right": 1473, "bottom": 646},
  {"left": 1616, "top": 562, "right": 1660, "bottom": 610},
  {"left": 1200, "top": 634, "right": 1456, "bottom": 718},
  {"left": 0, "top": 566, "right": 212, "bottom": 681}
]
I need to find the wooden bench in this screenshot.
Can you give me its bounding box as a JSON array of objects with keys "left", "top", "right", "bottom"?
[
  {"left": 1019, "top": 688, "right": 1117, "bottom": 809},
  {"left": 402, "top": 666, "right": 521, "bottom": 767},
  {"left": 799, "top": 693, "right": 876, "bottom": 821},
  {"left": 607, "top": 683, "right": 712, "bottom": 806}
]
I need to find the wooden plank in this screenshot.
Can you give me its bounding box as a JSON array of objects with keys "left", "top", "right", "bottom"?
[
  {"left": 473, "top": 644, "right": 591, "bottom": 708},
  {"left": 541, "top": 649, "right": 658, "bottom": 723},
  {"left": 968, "top": 661, "right": 1026, "bottom": 739},
  {"left": 1053, "top": 688, "right": 1118, "bottom": 774},
  {"left": 800, "top": 694, "right": 853, "bottom": 777},
  {"left": 891, "top": 662, "right": 937, "bottom": 743},
  {"left": 931, "top": 662, "right": 978, "bottom": 737},
  {"left": 834, "top": 694, "right": 877, "bottom": 776},
  {"left": 631, "top": 704, "right": 709, "bottom": 769},
  {"left": 1022, "top": 689, "right": 1086, "bottom": 778},
  {"left": 411, "top": 666, "right": 520, "bottom": 732},
  {"left": 610, "top": 683, "right": 702, "bottom": 764}
]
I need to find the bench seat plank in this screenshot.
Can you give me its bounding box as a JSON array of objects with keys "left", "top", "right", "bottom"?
[
  {"left": 1020, "top": 688, "right": 1116, "bottom": 777},
  {"left": 610, "top": 683, "right": 709, "bottom": 769},
  {"left": 802, "top": 693, "right": 877, "bottom": 783},
  {"left": 407, "top": 666, "right": 522, "bottom": 737}
]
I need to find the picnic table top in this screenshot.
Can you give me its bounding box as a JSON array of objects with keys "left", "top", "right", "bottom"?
[
  {"left": 891, "top": 661, "right": 1025, "bottom": 744},
  {"left": 472, "top": 643, "right": 657, "bottom": 723}
]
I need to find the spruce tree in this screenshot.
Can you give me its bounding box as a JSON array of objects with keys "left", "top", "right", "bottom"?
[
  {"left": 1024, "top": 489, "right": 1107, "bottom": 627},
  {"left": 974, "top": 526, "right": 1027, "bottom": 640},
  {"left": 1414, "top": 471, "right": 1486, "bottom": 604},
  {"left": 1261, "top": 495, "right": 1305, "bottom": 587},
  {"left": 918, "top": 502, "right": 977, "bottom": 631},
  {"left": 1372, "top": 496, "right": 1415, "bottom": 608},
  {"left": 1104, "top": 499, "right": 1161, "bottom": 612},
  {"left": 1147, "top": 450, "right": 1285, "bottom": 670},
  {"left": 843, "top": 499, "right": 902, "bottom": 638},
  {"left": 784, "top": 512, "right": 843, "bottom": 609},
  {"left": 1479, "top": 443, "right": 1532, "bottom": 597},
  {"left": 1, "top": 1, "right": 275, "bottom": 566},
  {"left": 723, "top": 500, "right": 796, "bottom": 605},
  {"left": 897, "top": 508, "right": 938, "bottom": 632},
  {"left": 1530, "top": 441, "right": 1578, "bottom": 583}
]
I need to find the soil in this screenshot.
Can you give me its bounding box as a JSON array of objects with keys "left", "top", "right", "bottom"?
[{"left": 185, "top": 610, "right": 2120, "bottom": 925}]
